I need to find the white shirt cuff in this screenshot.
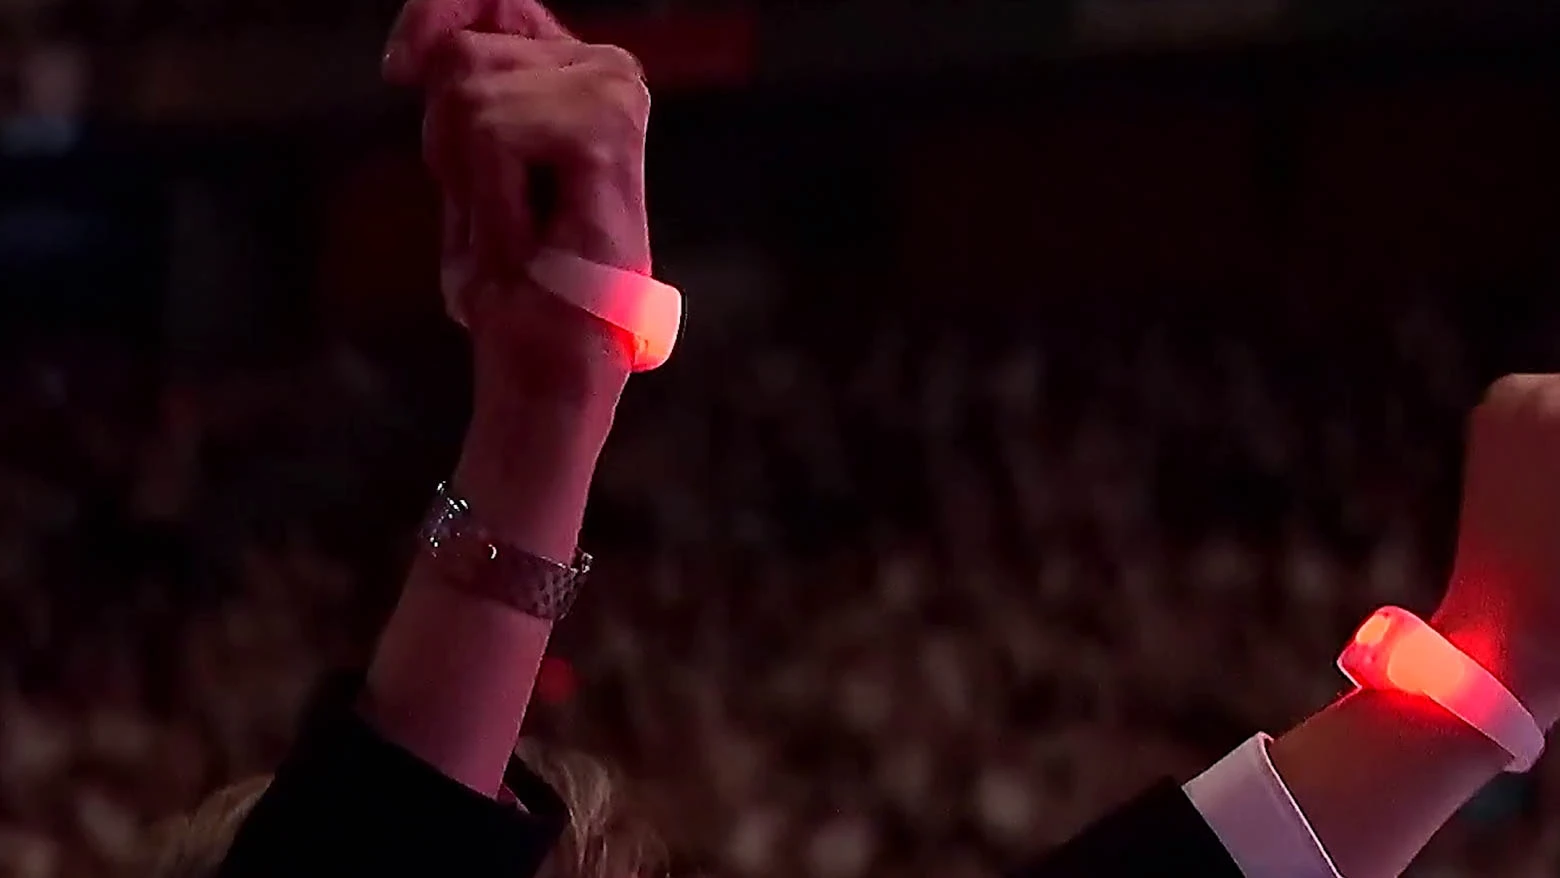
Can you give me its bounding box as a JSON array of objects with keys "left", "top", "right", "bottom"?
[{"left": 1182, "top": 733, "right": 1342, "bottom": 878}]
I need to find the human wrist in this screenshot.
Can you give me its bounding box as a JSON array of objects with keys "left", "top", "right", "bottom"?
[
  {"left": 457, "top": 395, "right": 613, "bottom": 534},
  {"left": 464, "top": 275, "right": 635, "bottom": 407},
  {"left": 1430, "top": 598, "right": 1560, "bottom": 733},
  {"left": 546, "top": 161, "right": 651, "bottom": 274},
  {"left": 1268, "top": 687, "right": 1507, "bottom": 878},
  {"left": 469, "top": 350, "right": 627, "bottom": 435},
  {"left": 454, "top": 356, "right": 621, "bottom": 565}
]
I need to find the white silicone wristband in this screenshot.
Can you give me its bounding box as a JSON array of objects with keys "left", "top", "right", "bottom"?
[
  {"left": 1338, "top": 606, "right": 1545, "bottom": 772},
  {"left": 526, "top": 249, "right": 683, "bottom": 372}
]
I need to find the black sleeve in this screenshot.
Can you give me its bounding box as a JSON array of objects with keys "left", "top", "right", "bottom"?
[
  {"left": 1011, "top": 780, "right": 1245, "bottom": 878},
  {"left": 219, "top": 674, "right": 568, "bottom": 878}
]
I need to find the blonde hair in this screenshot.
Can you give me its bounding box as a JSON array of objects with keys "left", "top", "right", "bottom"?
[
  {"left": 146, "top": 740, "right": 666, "bottom": 878},
  {"left": 516, "top": 739, "right": 666, "bottom": 878},
  {"left": 146, "top": 775, "right": 273, "bottom": 878}
]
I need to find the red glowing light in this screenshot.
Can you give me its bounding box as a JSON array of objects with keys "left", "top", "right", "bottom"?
[
  {"left": 537, "top": 657, "right": 578, "bottom": 705},
  {"left": 1385, "top": 628, "right": 1467, "bottom": 696}
]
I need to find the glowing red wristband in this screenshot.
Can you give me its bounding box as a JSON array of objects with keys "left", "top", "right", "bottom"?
[
  {"left": 1338, "top": 606, "right": 1545, "bottom": 772},
  {"left": 527, "top": 249, "right": 684, "bottom": 373}
]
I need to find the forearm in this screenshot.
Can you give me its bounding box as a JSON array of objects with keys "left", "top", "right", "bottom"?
[
  {"left": 1264, "top": 598, "right": 1560, "bottom": 878},
  {"left": 362, "top": 343, "right": 626, "bottom": 796},
  {"left": 1269, "top": 688, "right": 1509, "bottom": 878}
]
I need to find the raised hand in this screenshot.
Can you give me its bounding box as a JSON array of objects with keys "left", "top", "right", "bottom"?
[
  {"left": 383, "top": 0, "right": 652, "bottom": 378},
  {"left": 356, "top": 0, "right": 652, "bottom": 808},
  {"left": 1433, "top": 374, "right": 1560, "bottom": 730},
  {"left": 425, "top": 29, "right": 651, "bottom": 274}
]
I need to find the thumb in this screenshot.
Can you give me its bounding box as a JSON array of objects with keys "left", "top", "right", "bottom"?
[{"left": 383, "top": 0, "right": 495, "bottom": 84}]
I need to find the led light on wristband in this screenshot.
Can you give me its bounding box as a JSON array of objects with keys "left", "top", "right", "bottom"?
[
  {"left": 527, "top": 249, "right": 683, "bottom": 373},
  {"left": 1338, "top": 606, "right": 1544, "bottom": 772}
]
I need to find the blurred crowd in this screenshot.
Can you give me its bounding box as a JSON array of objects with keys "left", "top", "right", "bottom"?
[
  {"left": 4, "top": 292, "right": 1560, "bottom": 878},
  {"left": 11, "top": 0, "right": 735, "bottom": 38}
]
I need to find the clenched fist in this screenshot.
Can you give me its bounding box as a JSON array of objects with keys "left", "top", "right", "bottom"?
[
  {"left": 383, "top": 0, "right": 651, "bottom": 384},
  {"left": 1434, "top": 374, "right": 1560, "bottom": 730}
]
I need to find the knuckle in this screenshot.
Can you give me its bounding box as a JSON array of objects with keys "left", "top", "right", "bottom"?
[
  {"left": 587, "top": 43, "right": 645, "bottom": 80},
  {"left": 1475, "top": 374, "right": 1560, "bottom": 438},
  {"left": 593, "top": 77, "right": 650, "bottom": 129},
  {"left": 577, "top": 137, "right": 619, "bottom": 169},
  {"left": 623, "top": 77, "right": 652, "bottom": 115},
  {"left": 563, "top": 120, "right": 625, "bottom": 169},
  {"left": 1483, "top": 374, "right": 1548, "bottom": 410},
  {"left": 450, "top": 76, "right": 495, "bottom": 116},
  {"left": 447, "top": 31, "right": 488, "bottom": 74}
]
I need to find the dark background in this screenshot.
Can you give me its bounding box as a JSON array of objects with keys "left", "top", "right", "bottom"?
[{"left": 3, "top": 2, "right": 1560, "bottom": 875}]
